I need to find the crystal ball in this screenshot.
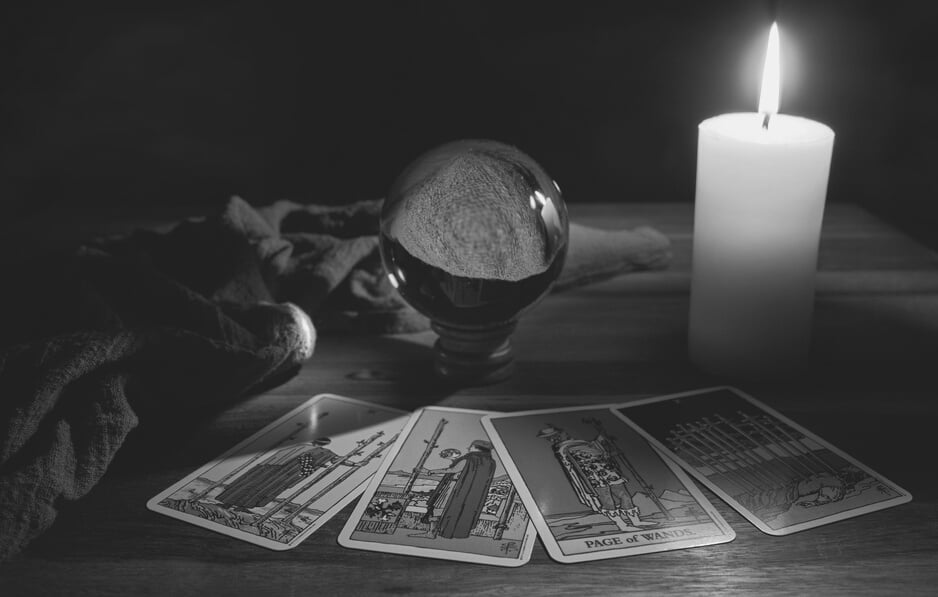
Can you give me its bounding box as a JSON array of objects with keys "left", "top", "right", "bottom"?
[{"left": 379, "top": 139, "right": 569, "bottom": 383}]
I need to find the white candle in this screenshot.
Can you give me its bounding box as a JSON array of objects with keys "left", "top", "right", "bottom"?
[{"left": 689, "top": 23, "right": 835, "bottom": 378}]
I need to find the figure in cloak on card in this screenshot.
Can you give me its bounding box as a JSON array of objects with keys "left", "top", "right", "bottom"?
[
  {"left": 415, "top": 448, "right": 462, "bottom": 531},
  {"left": 537, "top": 425, "right": 657, "bottom": 532},
  {"left": 414, "top": 440, "right": 496, "bottom": 539},
  {"left": 217, "top": 438, "right": 338, "bottom": 510}
]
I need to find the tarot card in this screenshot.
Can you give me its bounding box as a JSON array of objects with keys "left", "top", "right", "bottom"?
[
  {"left": 338, "top": 407, "right": 537, "bottom": 567},
  {"left": 147, "top": 394, "right": 408, "bottom": 550},
  {"left": 483, "top": 406, "right": 735, "bottom": 564},
  {"left": 613, "top": 386, "right": 913, "bottom": 536}
]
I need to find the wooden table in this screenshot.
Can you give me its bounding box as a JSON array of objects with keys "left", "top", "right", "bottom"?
[{"left": 2, "top": 202, "right": 937, "bottom": 596}]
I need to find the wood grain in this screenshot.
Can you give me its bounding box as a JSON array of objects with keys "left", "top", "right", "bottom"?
[{"left": 1, "top": 203, "right": 936, "bottom": 596}]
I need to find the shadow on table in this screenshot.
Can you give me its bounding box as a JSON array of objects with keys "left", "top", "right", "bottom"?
[
  {"left": 338, "top": 334, "right": 459, "bottom": 406},
  {"left": 107, "top": 333, "right": 451, "bottom": 473},
  {"left": 809, "top": 296, "right": 938, "bottom": 391}
]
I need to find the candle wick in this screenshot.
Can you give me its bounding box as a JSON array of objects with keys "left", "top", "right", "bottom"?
[{"left": 762, "top": 112, "right": 771, "bottom": 130}]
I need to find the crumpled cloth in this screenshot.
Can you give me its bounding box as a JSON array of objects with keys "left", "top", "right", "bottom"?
[{"left": 0, "top": 196, "right": 670, "bottom": 560}]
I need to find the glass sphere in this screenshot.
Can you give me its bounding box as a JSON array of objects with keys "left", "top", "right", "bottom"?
[
  {"left": 379, "top": 139, "right": 569, "bottom": 330},
  {"left": 379, "top": 139, "right": 568, "bottom": 385}
]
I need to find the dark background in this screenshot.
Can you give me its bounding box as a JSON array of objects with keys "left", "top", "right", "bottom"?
[{"left": 2, "top": 0, "right": 936, "bottom": 247}]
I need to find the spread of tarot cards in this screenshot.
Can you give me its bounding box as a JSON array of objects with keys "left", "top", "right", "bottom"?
[{"left": 148, "top": 387, "right": 912, "bottom": 564}]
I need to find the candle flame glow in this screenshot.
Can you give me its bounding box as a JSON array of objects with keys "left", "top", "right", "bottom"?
[{"left": 758, "top": 22, "right": 780, "bottom": 116}]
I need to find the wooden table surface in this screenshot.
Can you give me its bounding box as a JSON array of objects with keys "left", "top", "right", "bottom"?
[{"left": 2, "top": 202, "right": 937, "bottom": 596}]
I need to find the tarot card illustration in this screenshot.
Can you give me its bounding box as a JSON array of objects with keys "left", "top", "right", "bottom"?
[
  {"left": 338, "top": 407, "right": 537, "bottom": 567},
  {"left": 614, "top": 386, "right": 912, "bottom": 535},
  {"left": 483, "top": 406, "right": 734, "bottom": 564},
  {"left": 147, "top": 394, "right": 407, "bottom": 550}
]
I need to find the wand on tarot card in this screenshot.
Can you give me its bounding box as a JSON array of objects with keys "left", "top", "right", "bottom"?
[
  {"left": 255, "top": 430, "right": 385, "bottom": 526},
  {"left": 584, "top": 417, "right": 674, "bottom": 520},
  {"left": 190, "top": 419, "right": 315, "bottom": 502},
  {"left": 401, "top": 418, "right": 448, "bottom": 496},
  {"left": 280, "top": 433, "right": 401, "bottom": 526}
]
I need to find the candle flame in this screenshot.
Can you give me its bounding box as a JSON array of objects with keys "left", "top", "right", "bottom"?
[{"left": 758, "top": 22, "right": 780, "bottom": 117}]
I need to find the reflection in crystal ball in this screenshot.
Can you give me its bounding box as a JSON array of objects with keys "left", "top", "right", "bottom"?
[{"left": 380, "top": 139, "right": 569, "bottom": 328}]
